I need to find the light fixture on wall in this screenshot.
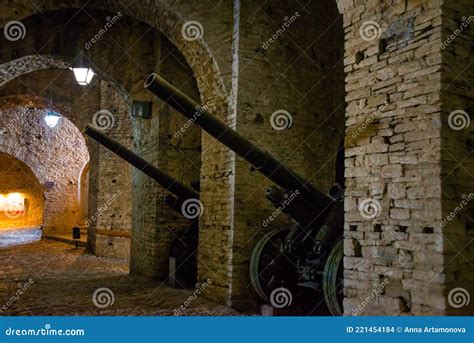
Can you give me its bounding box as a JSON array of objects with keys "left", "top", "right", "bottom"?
[
  {"left": 70, "top": 54, "right": 96, "bottom": 86},
  {"left": 44, "top": 110, "right": 61, "bottom": 128}
]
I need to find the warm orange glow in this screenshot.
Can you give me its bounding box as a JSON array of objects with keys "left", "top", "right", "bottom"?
[{"left": 0, "top": 193, "right": 25, "bottom": 214}]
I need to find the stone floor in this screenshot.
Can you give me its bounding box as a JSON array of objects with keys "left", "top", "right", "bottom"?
[
  {"left": 0, "top": 227, "right": 41, "bottom": 248},
  {"left": 0, "top": 232, "right": 240, "bottom": 316}
]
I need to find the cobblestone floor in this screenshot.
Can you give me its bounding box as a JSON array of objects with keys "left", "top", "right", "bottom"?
[{"left": 0, "top": 235, "right": 240, "bottom": 316}]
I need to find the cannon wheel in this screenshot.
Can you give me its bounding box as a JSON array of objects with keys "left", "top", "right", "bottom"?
[
  {"left": 250, "top": 228, "right": 291, "bottom": 302},
  {"left": 323, "top": 238, "right": 343, "bottom": 316}
]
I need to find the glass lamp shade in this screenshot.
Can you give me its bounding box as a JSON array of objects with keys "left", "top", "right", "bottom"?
[
  {"left": 45, "top": 111, "right": 61, "bottom": 128},
  {"left": 72, "top": 67, "right": 95, "bottom": 86}
]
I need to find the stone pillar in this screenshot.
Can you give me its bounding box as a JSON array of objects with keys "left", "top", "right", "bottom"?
[
  {"left": 90, "top": 81, "right": 133, "bottom": 259},
  {"left": 339, "top": 0, "right": 469, "bottom": 315}
]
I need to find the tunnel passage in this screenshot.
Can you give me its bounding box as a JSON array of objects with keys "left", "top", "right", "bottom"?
[
  {"left": 0, "top": 152, "right": 44, "bottom": 230},
  {"left": 0, "top": 102, "right": 89, "bottom": 235}
]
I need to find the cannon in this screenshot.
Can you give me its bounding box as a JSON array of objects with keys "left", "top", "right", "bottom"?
[
  {"left": 144, "top": 73, "right": 344, "bottom": 315},
  {"left": 84, "top": 125, "right": 199, "bottom": 288}
]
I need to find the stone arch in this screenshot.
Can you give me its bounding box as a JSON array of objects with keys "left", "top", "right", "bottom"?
[
  {"left": 0, "top": 94, "right": 79, "bottom": 129},
  {"left": 1, "top": 1, "right": 230, "bottom": 269},
  {"left": 2, "top": 0, "right": 228, "bottom": 110},
  {"left": 0, "top": 55, "right": 131, "bottom": 105},
  {"left": 334, "top": 0, "right": 351, "bottom": 14},
  {"left": 0, "top": 99, "right": 90, "bottom": 234},
  {"left": 78, "top": 161, "right": 90, "bottom": 226},
  {"left": 0, "top": 152, "right": 44, "bottom": 230},
  {"left": 0, "top": 57, "right": 137, "bottom": 260}
]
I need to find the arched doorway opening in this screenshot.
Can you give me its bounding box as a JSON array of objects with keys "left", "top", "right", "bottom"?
[
  {"left": 0, "top": 99, "right": 90, "bottom": 236},
  {"left": 0, "top": 6, "right": 206, "bottom": 270},
  {"left": 0, "top": 152, "right": 44, "bottom": 233}
]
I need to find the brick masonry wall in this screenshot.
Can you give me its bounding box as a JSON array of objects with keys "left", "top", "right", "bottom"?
[
  {"left": 340, "top": 0, "right": 448, "bottom": 315},
  {"left": 0, "top": 103, "right": 89, "bottom": 234},
  {"left": 0, "top": 152, "right": 44, "bottom": 229},
  {"left": 229, "top": 0, "right": 346, "bottom": 309},
  {"left": 90, "top": 81, "right": 133, "bottom": 260},
  {"left": 0, "top": 70, "right": 134, "bottom": 259},
  {"left": 128, "top": 31, "right": 203, "bottom": 279},
  {"left": 2, "top": 0, "right": 469, "bottom": 315},
  {"left": 0, "top": 0, "right": 234, "bottom": 293}
]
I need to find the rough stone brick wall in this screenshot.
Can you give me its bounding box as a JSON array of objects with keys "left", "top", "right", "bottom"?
[
  {"left": 0, "top": 69, "right": 101, "bottom": 129},
  {"left": 123, "top": 29, "right": 205, "bottom": 279},
  {"left": 439, "top": 0, "right": 474, "bottom": 315},
  {"left": 90, "top": 81, "right": 133, "bottom": 259},
  {"left": 130, "top": 37, "right": 202, "bottom": 279},
  {"left": 0, "top": 69, "right": 133, "bottom": 259},
  {"left": 340, "top": 0, "right": 447, "bottom": 315},
  {"left": 0, "top": 0, "right": 234, "bottom": 287},
  {"left": 226, "top": 0, "right": 346, "bottom": 309},
  {"left": 0, "top": 102, "right": 89, "bottom": 234},
  {"left": 0, "top": 152, "right": 44, "bottom": 229},
  {"left": 2, "top": 0, "right": 469, "bottom": 316}
]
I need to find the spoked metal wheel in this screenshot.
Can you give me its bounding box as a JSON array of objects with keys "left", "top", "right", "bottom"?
[
  {"left": 250, "top": 228, "right": 291, "bottom": 302},
  {"left": 322, "top": 238, "right": 344, "bottom": 316}
]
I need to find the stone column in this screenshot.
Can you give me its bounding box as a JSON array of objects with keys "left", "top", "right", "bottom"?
[{"left": 339, "top": 0, "right": 471, "bottom": 315}]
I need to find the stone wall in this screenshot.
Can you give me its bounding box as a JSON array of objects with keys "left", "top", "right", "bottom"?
[
  {"left": 220, "top": 0, "right": 346, "bottom": 309},
  {"left": 0, "top": 152, "right": 44, "bottom": 229},
  {"left": 130, "top": 36, "right": 202, "bottom": 279},
  {"left": 0, "top": 70, "right": 133, "bottom": 259},
  {"left": 0, "top": 103, "right": 89, "bottom": 233},
  {"left": 0, "top": 0, "right": 234, "bottom": 283},
  {"left": 89, "top": 81, "right": 133, "bottom": 259},
  {"left": 1, "top": 0, "right": 471, "bottom": 316},
  {"left": 340, "top": 0, "right": 449, "bottom": 315}
]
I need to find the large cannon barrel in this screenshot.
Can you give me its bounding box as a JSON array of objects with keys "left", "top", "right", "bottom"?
[
  {"left": 144, "top": 73, "right": 333, "bottom": 211},
  {"left": 84, "top": 125, "right": 198, "bottom": 201}
]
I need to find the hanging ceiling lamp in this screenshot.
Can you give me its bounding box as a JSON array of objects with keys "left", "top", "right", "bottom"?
[
  {"left": 71, "top": 54, "right": 95, "bottom": 86},
  {"left": 44, "top": 109, "right": 61, "bottom": 128}
]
